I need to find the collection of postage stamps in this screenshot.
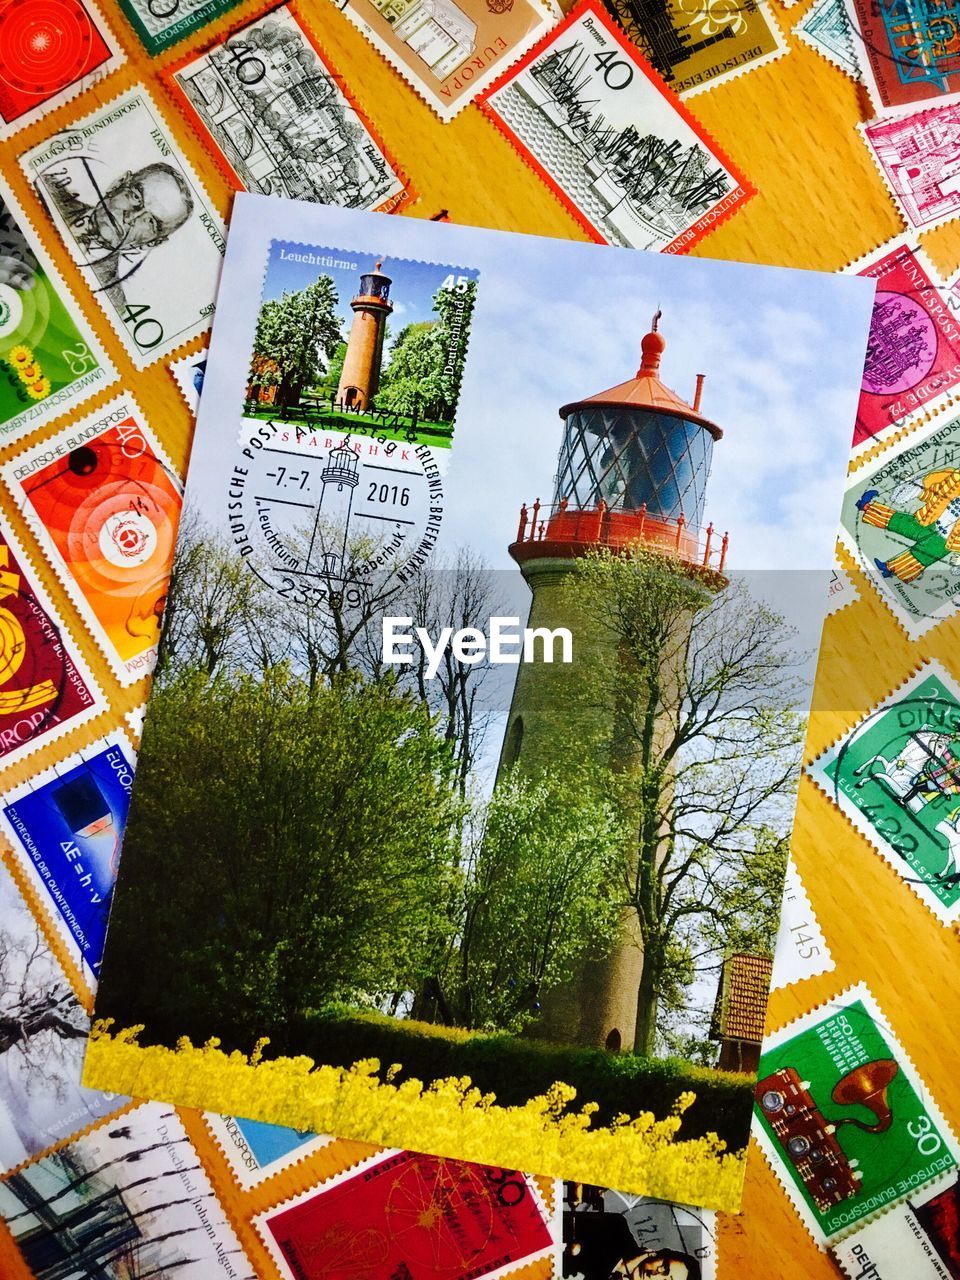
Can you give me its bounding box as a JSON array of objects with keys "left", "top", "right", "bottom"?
[{"left": 1, "top": 0, "right": 960, "bottom": 1274}]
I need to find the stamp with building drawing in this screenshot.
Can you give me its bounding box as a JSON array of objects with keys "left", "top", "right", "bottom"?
[
  {"left": 753, "top": 985, "right": 959, "bottom": 1246},
  {"left": 838, "top": 414, "right": 960, "bottom": 637},
  {"left": 83, "top": 198, "right": 875, "bottom": 1210},
  {"left": 166, "top": 6, "right": 411, "bottom": 214},
  {"left": 602, "top": 0, "right": 785, "bottom": 98},
  {"left": 795, "top": 0, "right": 862, "bottom": 84},
  {"left": 479, "top": 0, "right": 754, "bottom": 252},
  {"left": 807, "top": 662, "right": 960, "bottom": 925},
  {"left": 334, "top": 0, "right": 559, "bottom": 120},
  {"left": 845, "top": 234, "right": 960, "bottom": 458},
  {"left": 20, "top": 86, "right": 226, "bottom": 368},
  {"left": 861, "top": 105, "right": 960, "bottom": 232}
]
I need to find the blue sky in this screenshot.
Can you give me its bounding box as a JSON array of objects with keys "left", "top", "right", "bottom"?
[{"left": 262, "top": 242, "right": 480, "bottom": 361}]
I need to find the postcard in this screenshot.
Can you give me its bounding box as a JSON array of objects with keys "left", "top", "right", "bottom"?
[{"left": 83, "top": 196, "right": 874, "bottom": 1211}]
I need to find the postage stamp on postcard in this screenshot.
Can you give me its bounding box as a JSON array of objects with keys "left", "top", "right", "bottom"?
[
  {"left": 0, "top": 0, "right": 124, "bottom": 138},
  {"left": 169, "top": 343, "right": 207, "bottom": 416},
  {"left": 1, "top": 730, "right": 135, "bottom": 987},
  {"left": 833, "top": 1170, "right": 960, "bottom": 1279},
  {"left": 839, "top": 414, "right": 960, "bottom": 637},
  {"left": 843, "top": 0, "right": 960, "bottom": 113},
  {"left": 117, "top": 0, "right": 242, "bottom": 55},
  {"left": 0, "top": 174, "right": 115, "bottom": 444},
  {"left": 20, "top": 86, "right": 227, "bottom": 368},
  {"left": 808, "top": 662, "right": 960, "bottom": 924},
  {"left": 235, "top": 244, "right": 477, "bottom": 598},
  {"left": 845, "top": 235, "right": 960, "bottom": 457},
  {"left": 0, "top": 516, "right": 104, "bottom": 773},
  {"left": 205, "top": 1113, "right": 331, "bottom": 1188},
  {"left": 3, "top": 394, "right": 182, "bottom": 686},
  {"left": 334, "top": 0, "right": 558, "bottom": 120},
  {"left": 0, "top": 857, "right": 123, "bottom": 1173},
  {"left": 796, "top": 0, "right": 862, "bottom": 83},
  {"left": 256, "top": 1149, "right": 553, "bottom": 1280},
  {"left": 770, "top": 857, "right": 834, "bottom": 991},
  {"left": 603, "top": 0, "right": 785, "bottom": 97},
  {"left": 753, "top": 985, "right": 959, "bottom": 1246},
  {"left": 478, "top": 0, "right": 754, "bottom": 252},
  {"left": 861, "top": 105, "right": 960, "bottom": 231},
  {"left": 167, "top": 6, "right": 411, "bottom": 213},
  {"left": 0, "top": 1102, "right": 257, "bottom": 1278},
  {"left": 556, "top": 1180, "right": 717, "bottom": 1279}
]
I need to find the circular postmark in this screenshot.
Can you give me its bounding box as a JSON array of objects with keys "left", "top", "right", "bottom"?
[
  {"left": 227, "top": 419, "right": 446, "bottom": 606},
  {"left": 862, "top": 290, "right": 938, "bottom": 396}
]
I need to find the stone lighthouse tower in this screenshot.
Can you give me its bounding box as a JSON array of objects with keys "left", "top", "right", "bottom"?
[
  {"left": 337, "top": 262, "right": 393, "bottom": 409},
  {"left": 501, "top": 313, "right": 728, "bottom": 1052}
]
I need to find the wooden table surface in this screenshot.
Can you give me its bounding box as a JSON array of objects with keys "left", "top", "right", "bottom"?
[{"left": 1, "top": 0, "right": 958, "bottom": 1276}]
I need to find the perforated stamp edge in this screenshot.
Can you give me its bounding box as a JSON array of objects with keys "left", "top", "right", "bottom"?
[
  {"left": 754, "top": 982, "right": 960, "bottom": 1248},
  {"left": 1, "top": 392, "right": 182, "bottom": 687}
]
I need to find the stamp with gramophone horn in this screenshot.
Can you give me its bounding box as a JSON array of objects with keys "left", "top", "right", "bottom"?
[{"left": 753, "top": 985, "right": 959, "bottom": 1247}]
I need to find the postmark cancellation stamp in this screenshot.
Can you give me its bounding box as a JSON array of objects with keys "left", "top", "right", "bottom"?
[
  {"left": 21, "top": 86, "right": 227, "bottom": 368},
  {"left": 807, "top": 662, "right": 960, "bottom": 924},
  {"left": 753, "top": 985, "right": 959, "bottom": 1246}
]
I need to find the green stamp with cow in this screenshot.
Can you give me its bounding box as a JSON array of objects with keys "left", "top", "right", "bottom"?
[
  {"left": 754, "top": 986, "right": 958, "bottom": 1245},
  {"left": 807, "top": 662, "right": 960, "bottom": 923}
]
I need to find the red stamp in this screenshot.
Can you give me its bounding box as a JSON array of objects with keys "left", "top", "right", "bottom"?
[
  {"left": 0, "top": 517, "right": 104, "bottom": 771},
  {"left": 861, "top": 104, "right": 960, "bottom": 230},
  {"left": 844, "top": 0, "right": 960, "bottom": 113},
  {"left": 0, "top": 0, "right": 123, "bottom": 138},
  {"left": 847, "top": 234, "right": 960, "bottom": 456},
  {"left": 257, "top": 1150, "right": 553, "bottom": 1280}
]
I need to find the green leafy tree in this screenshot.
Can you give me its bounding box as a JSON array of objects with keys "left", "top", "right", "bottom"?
[
  {"left": 317, "top": 340, "right": 346, "bottom": 399},
  {"left": 424, "top": 768, "right": 623, "bottom": 1033},
  {"left": 95, "top": 666, "right": 465, "bottom": 1043},
  {"left": 375, "top": 279, "right": 477, "bottom": 422},
  {"left": 249, "top": 276, "right": 342, "bottom": 412},
  {"left": 561, "top": 549, "right": 804, "bottom": 1056}
]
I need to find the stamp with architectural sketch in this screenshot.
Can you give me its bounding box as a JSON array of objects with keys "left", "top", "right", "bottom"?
[
  {"left": 0, "top": 173, "right": 115, "bottom": 444},
  {"left": 334, "top": 0, "right": 559, "bottom": 120},
  {"left": 602, "top": 0, "right": 785, "bottom": 97},
  {"left": 479, "top": 0, "right": 754, "bottom": 252},
  {"left": 20, "top": 86, "right": 227, "bottom": 368},
  {"left": 1, "top": 730, "right": 135, "bottom": 988},
  {"left": 557, "top": 1180, "right": 717, "bottom": 1279},
  {"left": 808, "top": 662, "right": 960, "bottom": 924},
  {"left": 770, "top": 857, "right": 834, "bottom": 991},
  {"left": 833, "top": 1170, "right": 960, "bottom": 1279},
  {"left": 117, "top": 0, "right": 243, "bottom": 55},
  {"left": 845, "top": 235, "right": 960, "bottom": 457},
  {"left": 0, "top": 0, "right": 124, "bottom": 138},
  {"left": 205, "top": 1113, "right": 331, "bottom": 1187},
  {"left": 843, "top": 0, "right": 960, "bottom": 113},
  {"left": 0, "top": 516, "right": 104, "bottom": 773},
  {"left": 256, "top": 1149, "right": 553, "bottom": 1280},
  {"left": 3, "top": 395, "right": 182, "bottom": 686},
  {"left": 754, "top": 985, "right": 959, "bottom": 1246},
  {"left": 796, "top": 0, "right": 862, "bottom": 83},
  {"left": 861, "top": 105, "right": 960, "bottom": 231},
  {"left": 839, "top": 415, "right": 960, "bottom": 637},
  {"left": 166, "top": 6, "right": 411, "bottom": 213}
]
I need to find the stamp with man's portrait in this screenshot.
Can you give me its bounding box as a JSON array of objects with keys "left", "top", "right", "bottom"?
[{"left": 20, "top": 86, "right": 227, "bottom": 368}]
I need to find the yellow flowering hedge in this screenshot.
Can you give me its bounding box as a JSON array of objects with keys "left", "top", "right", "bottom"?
[{"left": 86, "top": 1024, "right": 746, "bottom": 1210}]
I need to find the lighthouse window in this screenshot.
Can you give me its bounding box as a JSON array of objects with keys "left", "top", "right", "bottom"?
[
  {"left": 554, "top": 409, "right": 713, "bottom": 526},
  {"left": 504, "top": 716, "right": 524, "bottom": 767}
]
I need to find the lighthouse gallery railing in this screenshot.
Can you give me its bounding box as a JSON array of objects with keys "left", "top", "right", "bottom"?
[{"left": 513, "top": 498, "right": 729, "bottom": 573}]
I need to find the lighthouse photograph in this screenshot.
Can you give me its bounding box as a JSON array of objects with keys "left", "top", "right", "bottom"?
[{"left": 86, "top": 200, "right": 876, "bottom": 1208}]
